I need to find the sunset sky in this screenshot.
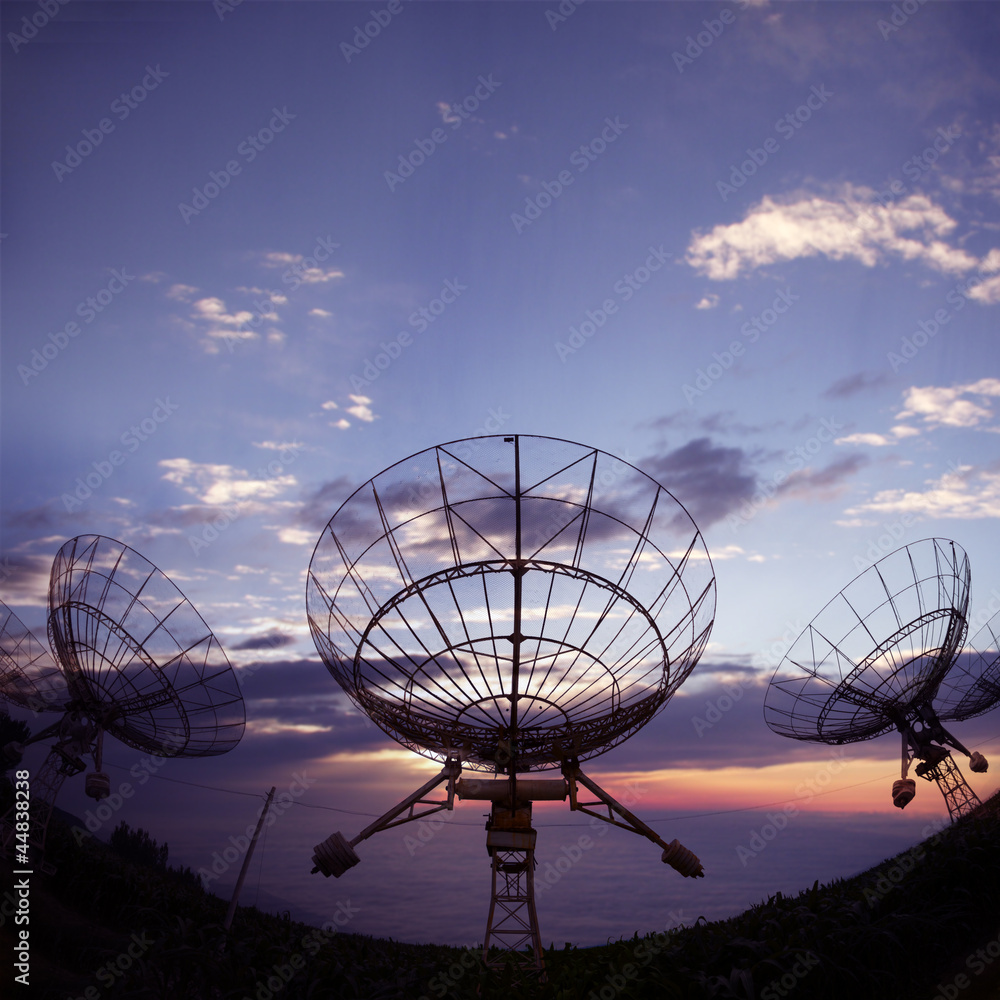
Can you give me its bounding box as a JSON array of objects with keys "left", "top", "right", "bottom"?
[{"left": 3, "top": 0, "right": 1000, "bottom": 945}]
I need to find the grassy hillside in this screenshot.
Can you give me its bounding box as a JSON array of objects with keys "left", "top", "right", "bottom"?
[{"left": 3, "top": 789, "right": 999, "bottom": 1000}]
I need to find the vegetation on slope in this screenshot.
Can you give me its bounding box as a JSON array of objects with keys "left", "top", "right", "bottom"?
[{"left": 2, "top": 786, "right": 999, "bottom": 1000}]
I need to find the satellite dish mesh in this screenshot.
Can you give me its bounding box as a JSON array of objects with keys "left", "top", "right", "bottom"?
[
  {"left": 764, "top": 538, "right": 971, "bottom": 744},
  {"left": 936, "top": 614, "right": 1000, "bottom": 723},
  {"left": 307, "top": 435, "right": 715, "bottom": 772},
  {"left": 46, "top": 535, "right": 245, "bottom": 757},
  {"left": 0, "top": 604, "right": 68, "bottom": 714}
]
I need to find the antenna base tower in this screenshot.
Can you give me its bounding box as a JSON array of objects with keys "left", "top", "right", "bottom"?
[
  {"left": 483, "top": 802, "right": 544, "bottom": 976},
  {"left": 1, "top": 746, "right": 74, "bottom": 873},
  {"left": 915, "top": 751, "right": 982, "bottom": 821}
]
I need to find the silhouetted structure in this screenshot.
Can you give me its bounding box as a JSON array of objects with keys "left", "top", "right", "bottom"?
[
  {"left": 307, "top": 435, "right": 715, "bottom": 974},
  {"left": 0, "top": 535, "right": 245, "bottom": 869},
  {"left": 765, "top": 538, "right": 997, "bottom": 820}
]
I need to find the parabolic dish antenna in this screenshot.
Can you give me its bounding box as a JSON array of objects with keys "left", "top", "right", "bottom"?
[
  {"left": 1, "top": 535, "right": 245, "bottom": 868},
  {"left": 307, "top": 434, "right": 715, "bottom": 974},
  {"left": 765, "top": 538, "right": 996, "bottom": 821}
]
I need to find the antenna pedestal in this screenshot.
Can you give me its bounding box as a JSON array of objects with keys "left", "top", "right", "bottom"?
[
  {"left": 483, "top": 802, "right": 544, "bottom": 977},
  {"left": 1, "top": 746, "right": 74, "bottom": 873},
  {"left": 915, "top": 751, "right": 982, "bottom": 821}
]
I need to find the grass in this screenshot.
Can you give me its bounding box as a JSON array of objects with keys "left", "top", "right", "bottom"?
[{"left": 3, "top": 788, "right": 999, "bottom": 999}]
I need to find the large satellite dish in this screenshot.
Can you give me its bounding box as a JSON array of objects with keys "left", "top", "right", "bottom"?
[
  {"left": 1, "top": 535, "right": 245, "bottom": 868},
  {"left": 307, "top": 435, "right": 715, "bottom": 974},
  {"left": 765, "top": 538, "right": 996, "bottom": 821}
]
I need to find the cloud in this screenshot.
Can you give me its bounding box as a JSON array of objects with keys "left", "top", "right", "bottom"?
[
  {"left": 166, "top": 283, "right": 198, "bottom": 302},
  {"left": 638, "top": 438, "right": 758, "bottom": 528},
  {"left": 833, "top": 432, "right": 895, "bottom": 447},
  {"left": 297, "top": 477, "right": 355, "bottom": 531},
  {"left": 694, "top": 294, "right": 720, "bottom": 310},
  {"left": 159, "top": 458, "right": 297, "bottom": 506},
  {"left": 345, "top": 394, "right": 376, "bottom": 423},
  {"left": 260, "top": 250, "right": 343, "bottom": 286},
  {"left": 834, "top": 425, "right": 918, "bottom": 447},
  {"left": 844, "top": 463, "right": 1000, "bottom": 520},
  {"left": 231, "top": 631, "right": 296, "bottom": 651},
  {"left": 253, "top": 440, "right": 304, "bottom": 451},
  {"left": 685, "top": 186, "right": 986, "bottom": 281},
  {"left": 778, "top": 454, "right": 869, "bottom": 501},
  {"left": 822, "top": 371, "right": 890, "bottom": 399},
  {"left": 310, "top": 308, "right": 333, "bottom": 318},
  {"left": 190, "top": 297, "right": 258, "bottom": 343},
  {"left": 896, "top": 379, "right": 1000, "bottom": 430},
  {"left": 437, "top": 101, "right": 461, "bottom": 126},
  {"left": 274, "top": 527, "right": 315, "bottom": 545},
  {"left": 321, "top": 401, "right": 339, "bottom": 411}
]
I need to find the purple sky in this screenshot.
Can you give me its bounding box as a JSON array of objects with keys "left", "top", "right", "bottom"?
[{"left": 3, "top": 0, "right": 1000, "bottom": 945}]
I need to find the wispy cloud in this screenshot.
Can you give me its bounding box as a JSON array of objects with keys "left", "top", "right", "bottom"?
[
  {"left": 896, "top": 378, "right": 1000, "bottom": 430},
  {"left": 345, "top": 394, "right": 376, "bottom": 423},
  {"left": 845, "top": 464, "right": 1000, "bottom": 520},
  {"left": 639, "top": 438, "right": 758, "bottom": 528},
  {"left": 822, "top": 371, "right": 890, "bottom": 399},
  {"left": 686, "top": 186, "right": 990, "bottom": 281},
  {"left": 778, "top": 454, "right": 869, "bottom": 501},
  {"left": 159, "top": 458, "right": 297, "bottom": 506},
  {"left": 190, "top": 297, "right": 259, "bottom": 344}
]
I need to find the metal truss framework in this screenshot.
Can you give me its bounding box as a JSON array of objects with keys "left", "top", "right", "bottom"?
[
  {"left": 0, "top": 535, "right": 245, "bottom": 869},
  {"left": 765, "top": 538, "right": 999, "bottom": 820},
  {"left": 915, "top": 751, "right": 982, "bottom": 822},
  {"left": 311, "top": 759, "right": 704, "bottom": 977},
  {"left": 307, "top": 435, "right": 717, "bottom": 775}
]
